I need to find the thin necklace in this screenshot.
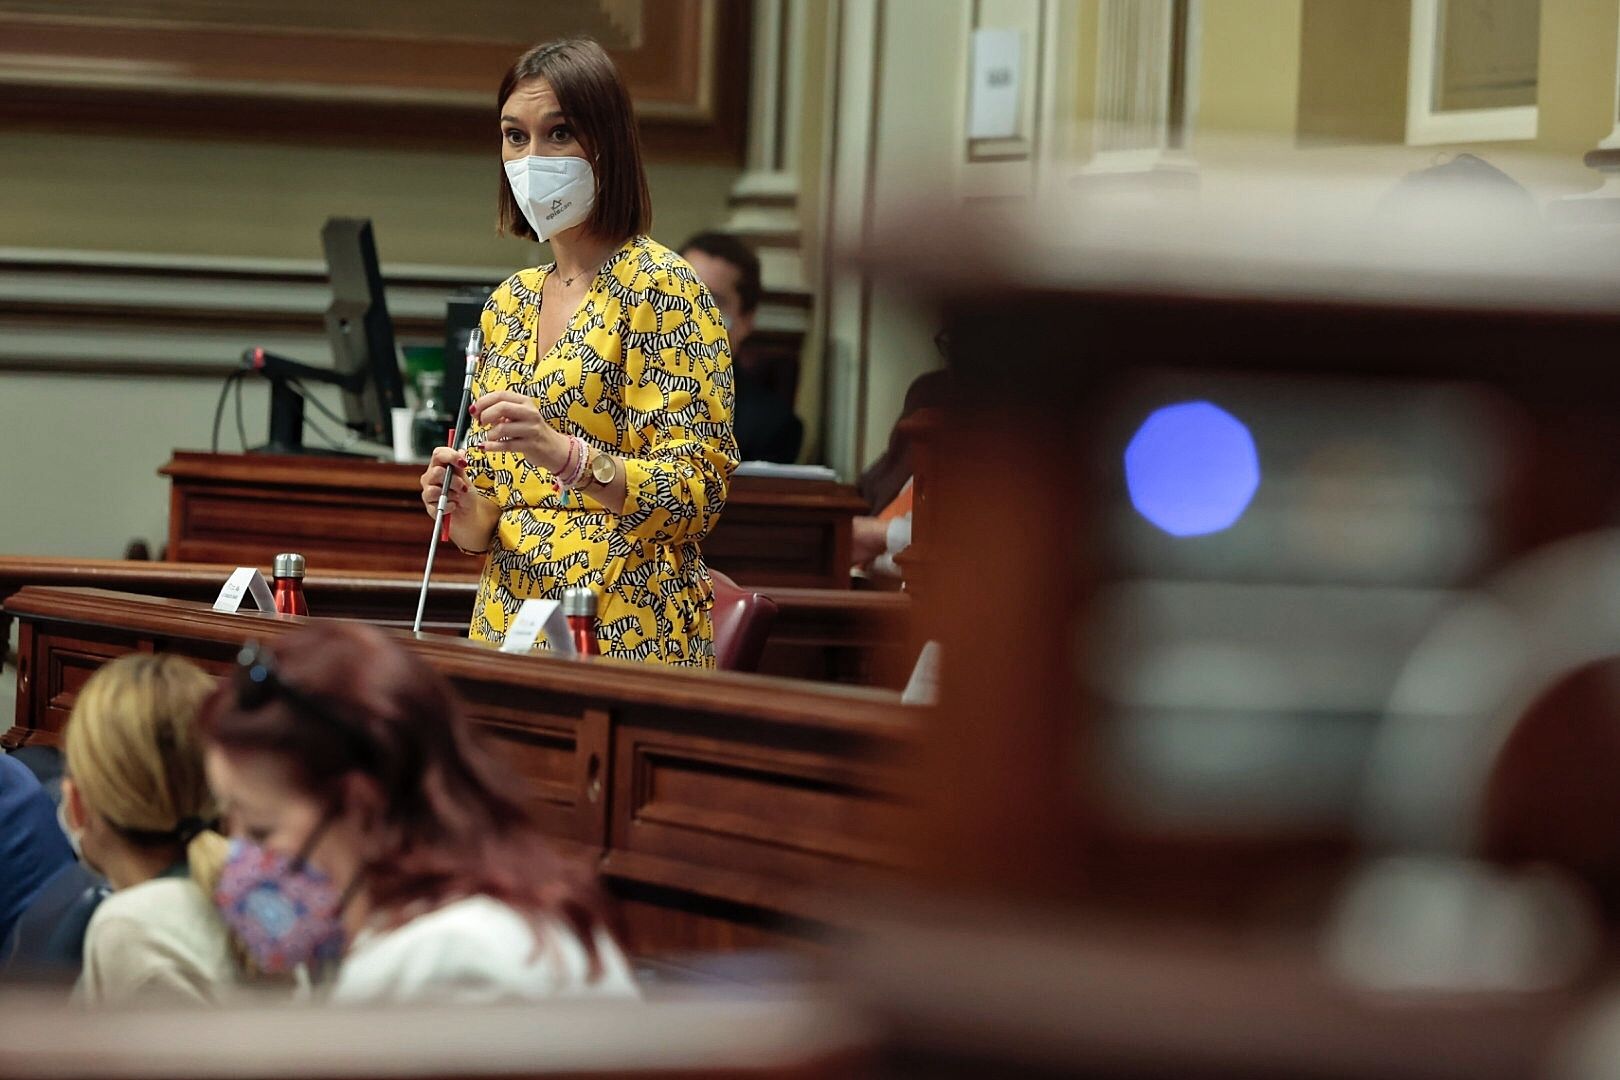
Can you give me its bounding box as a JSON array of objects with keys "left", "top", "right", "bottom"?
[{"left": 556, "top": 252, "right": 610, "bottom": 288}]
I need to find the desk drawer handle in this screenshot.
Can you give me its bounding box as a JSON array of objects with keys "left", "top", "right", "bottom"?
[{"left": 586, "top": 752, "right": 601, "bottom": 803}]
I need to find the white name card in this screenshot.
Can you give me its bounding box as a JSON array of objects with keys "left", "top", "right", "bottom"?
[
  {"left": 500, "top": 599, "right": 577, "bottom": 656},
  {"left": 213, "top": 567, "right": 275, "bottom": 614},
  {"left": 901, "top": 640, "right": 941, "bottom": 706}
]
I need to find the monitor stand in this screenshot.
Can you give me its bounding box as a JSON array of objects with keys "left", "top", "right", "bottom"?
[{"left": 246, "top": 371, "right": 371, "bottom": 458}]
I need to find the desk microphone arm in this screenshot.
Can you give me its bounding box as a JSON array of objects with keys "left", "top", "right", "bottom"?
[
  {"left": 240, "top": 347, "right": 368, "bottom": 455},
  {"left": 412, "top": 329, "right": 482, "bottom": 635},
  {"left": 242, "top": 347, "right": 367, "bottom": 392}
]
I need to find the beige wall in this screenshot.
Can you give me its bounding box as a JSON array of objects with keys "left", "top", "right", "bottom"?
[
  {"left": 0, "top": 373, "right": 302, "bottom": 559},
  {"left": 820, "top": 0, "right": 1070, "bottom": 477},
  {"left": 1198, "top": 0, "right": 1305, "bottom": 136},
  {"left": 0, "top": 131, "right": 738, "bottom": 266},
  {"left": 859, "top": 0, "right": 968, "bottom": 470},
  {"left": 1189, "top": 0, "right": 1620, "bottom": 197},
  {"left": 1296, "top": 0, "right": 1409, "bottom": 145},
  {"left": 791, "top": 2, "right": 833, "bottom": 463},
  {"left": 1536, "top": 0, "right": 1620, "bottom": 156}
]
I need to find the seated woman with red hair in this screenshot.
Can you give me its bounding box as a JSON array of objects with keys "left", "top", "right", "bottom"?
[{"left": 199, "top": 621, "right": 638, "bottom": 1004}]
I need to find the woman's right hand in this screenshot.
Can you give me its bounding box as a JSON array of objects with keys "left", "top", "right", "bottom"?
[{"left": 420, "top": 448, "right": 471, "bottom": 518}]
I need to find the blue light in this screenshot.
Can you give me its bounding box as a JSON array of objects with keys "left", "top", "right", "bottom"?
[{"left": 1125, "top": 401, "right": 1260, "bottom": 537}]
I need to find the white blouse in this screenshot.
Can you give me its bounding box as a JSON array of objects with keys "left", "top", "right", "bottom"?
[
  {"left": 330, "top": 895, "right": 640, "bottom": 1006},
  {"left": 75, "top": 876, "right": 238, "bottom": 1006}
]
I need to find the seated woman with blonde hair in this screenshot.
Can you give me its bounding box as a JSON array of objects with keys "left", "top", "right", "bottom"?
[{"left": 59, "top": 654, "right": 239, "bottom": 1005}]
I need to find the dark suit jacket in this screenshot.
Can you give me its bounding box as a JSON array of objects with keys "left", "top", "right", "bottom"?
[{"left": 733, "top": 370, "right": 803, "bottom": 463}]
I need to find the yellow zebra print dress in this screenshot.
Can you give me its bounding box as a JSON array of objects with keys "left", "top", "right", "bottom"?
[{"left": 461, "top": 235, "right": 737, "bottom": 666}]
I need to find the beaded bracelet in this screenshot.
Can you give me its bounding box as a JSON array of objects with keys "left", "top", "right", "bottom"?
[
  {"left": 555, "top": 437, "right": 579, "bottom": 486},
  {"left": 561, "top": 436, "right": 591, "bottom": 489}
]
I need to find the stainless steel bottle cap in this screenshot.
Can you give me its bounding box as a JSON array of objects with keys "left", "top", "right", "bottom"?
[
  {"left": 273, "top": 553, "right": 306, "bottom": 579},
  {"left": 562, "top": 586, "right": 597, "bottom": 618}
]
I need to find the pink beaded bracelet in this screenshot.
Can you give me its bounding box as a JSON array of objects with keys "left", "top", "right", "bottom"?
[
  {"left": 556, "top": 437, "right": 579, "bottom": 486},
  {"left": 560, "top": 436, "right": 591, "bottom": 488}
]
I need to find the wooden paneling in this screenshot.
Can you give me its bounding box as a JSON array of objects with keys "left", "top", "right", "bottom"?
[
  {"left": 610, "top": 717, "right": 901, "bottom": 899},
  {"left": 162, "top": 452, "right": 868, "bottom": 590},
  {"left": 162, "top": 451, "right": 485, "bottom": 576},
  {"left": 2, "top": 586, "right": 915, "bottom": 954},
  {"left": 35, "top": 628, "right": 154, "bottom": 747},
  {"left": 693, "top": 475, "right": 868, "bottom": 590},
  {"left": 612, "top": 881, "right": 810, "bottom": 955}
]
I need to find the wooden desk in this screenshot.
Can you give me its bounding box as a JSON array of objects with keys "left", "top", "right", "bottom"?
[
  {"left": 0, "top": 557, "right": 911, "bottom": 687},
  {"left": 161, "top": 451, "right": 867, "bottom": 589},
  {"left": 3, "top": 586, "right": 914, "bottom": 955}
]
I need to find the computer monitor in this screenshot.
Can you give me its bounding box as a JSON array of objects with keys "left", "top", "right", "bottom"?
[
  {"left": 243, "top": 217, "right": 406, "bottom": 455},
  {"left": 322, "top": 218, "right": 406, "bottom": 443}
]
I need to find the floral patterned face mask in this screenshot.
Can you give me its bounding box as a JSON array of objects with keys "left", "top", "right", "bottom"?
[{"left": 214, "top": 823, "right": 349, "bottom": 975}]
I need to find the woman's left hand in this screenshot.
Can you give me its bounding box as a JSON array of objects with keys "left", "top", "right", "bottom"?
[{"left": 472, "top": 390, "right": 570, "bottom": 474}]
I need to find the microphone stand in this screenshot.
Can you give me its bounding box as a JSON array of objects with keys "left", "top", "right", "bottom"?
[{"left": 413, "top": 329, "right": 482, "bottom": 635}]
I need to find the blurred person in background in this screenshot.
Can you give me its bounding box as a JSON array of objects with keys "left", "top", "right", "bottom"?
[
  {"left": 850, "top": 357, "right": 952, "bottom": 581},
  {"left": 201, "top": 622, "right": 639, "bottom": 1005},
  {"left": 420, "top": 37, "right": 737, "bottom": 666},
  {"left": 57, "top": 654, "right": 240, "bottom": 1004},
  {"left": 0, "top": 752, "right": 75, "bottom": 967},
  {"left": 1377, "top": 153, "right": 1541, "bottom": 248},
  {"left": 680, "top": 231, "right": 803, "bottom": 463}
]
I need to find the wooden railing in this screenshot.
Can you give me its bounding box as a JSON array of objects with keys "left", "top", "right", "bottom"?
[{"left": 0, "top": 556, "right": 911, "bottom": 687}]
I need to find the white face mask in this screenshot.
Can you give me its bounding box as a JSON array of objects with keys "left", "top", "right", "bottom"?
[{"left": 503, "top": 155, "right": 596, "bottom": 242}]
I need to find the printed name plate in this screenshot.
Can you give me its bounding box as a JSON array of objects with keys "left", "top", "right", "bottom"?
[
  {"left": 499, "top": 598, "right": 576, "bottom": 656},
  {"left": 213, "top": 567, "right": 275, "bottom": 614}
]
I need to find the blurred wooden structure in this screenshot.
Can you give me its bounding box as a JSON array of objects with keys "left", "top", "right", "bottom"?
[
  {"left": 0, "top": 994, "right": 873, "bottom": 1079},
  {"left": 837, "top": 204, "right": 1620, "bottom": 1073},
  {"left": 160, "top": 452, "right": 867, "bottom": 590},
  {"left": 912, "top": 285, "right": 1620, "bottom": 917}
]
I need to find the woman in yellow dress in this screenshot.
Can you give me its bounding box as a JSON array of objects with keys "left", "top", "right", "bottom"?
[{"left": 418, "top": 38, "right": 736, "bottom": 667}]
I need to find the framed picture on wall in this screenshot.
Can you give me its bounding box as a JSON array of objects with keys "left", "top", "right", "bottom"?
[
  {"left": 1407, "top": 0, "right": 1540, "bottom": 145},
  {"left": 0, "top": 0, "right": 749, "bottom": 161}
]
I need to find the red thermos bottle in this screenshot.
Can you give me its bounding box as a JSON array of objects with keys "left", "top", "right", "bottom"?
[
  {"left": 272, "top": 553, "right": 309, "bottom": 617},
  {"left": 562, "top": 586, "right": 600, "bottom": 656}
]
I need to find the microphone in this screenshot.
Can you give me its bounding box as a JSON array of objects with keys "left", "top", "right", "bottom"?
[{"left": 412, "top": 329, "right": 483, "bottom": 635}]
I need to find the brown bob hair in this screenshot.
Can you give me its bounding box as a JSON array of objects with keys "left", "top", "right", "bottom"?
[
  {"left": 199, "top": 622, "right": 608, "bottom": 968},
  {"left": 496, "top": 38, "right": 652, "bottom": 243}
]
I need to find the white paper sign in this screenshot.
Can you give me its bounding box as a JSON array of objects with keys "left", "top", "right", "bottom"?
[
  {"left": 968, "top": 28, "right": 1023, "bottom": 140},
  {"left": 213, "top": 567, "right": 275, "bottom": 614},
  {"left": 901, "top": 641, "right": 941, "bottom": 706},
  {"left": 499, "top": 599, "right": 577, "bottom": 656}
]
